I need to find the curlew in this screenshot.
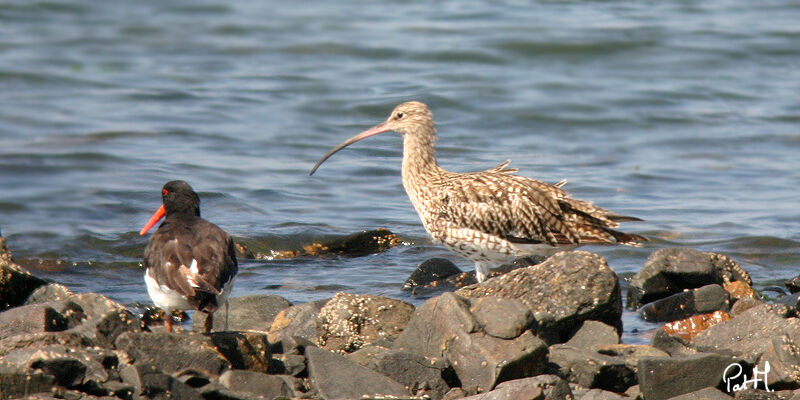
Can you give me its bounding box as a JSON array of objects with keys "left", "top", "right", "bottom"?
[
  {"left": 310, "top": 101, "right": 645, "bottom": 282},
  {"left": 139, "top": 180, "right": 238, "bottom": 332}
]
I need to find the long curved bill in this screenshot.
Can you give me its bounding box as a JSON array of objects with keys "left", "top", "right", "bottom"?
[
  {"left": 309, "top": 122, "right": 391, "bottom": 176},
  {"left": 139, "top": 204, "right": 166, "bottom": 236}
]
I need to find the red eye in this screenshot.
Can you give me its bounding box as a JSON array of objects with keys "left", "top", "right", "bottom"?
[{"left": 162, "top": 189, "right": 169, "bottom": 196}]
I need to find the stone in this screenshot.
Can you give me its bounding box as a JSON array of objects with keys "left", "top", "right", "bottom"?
[
  {"left": 786, "top": 275, "right": 800, "bottom": 294},
  {"left": 0, "top": 331, "right": 94, "bottom": 358},
  {"left": 257, "top": 228, "right": 403, "bottom": 259},
  {"left": 776, "top": 293, "right": 800, "bottom": 312},
  {"left": 218, "top": 370, "right": 294, "bottom": 399},
  {"left": 403, "top": 258, "right": 462, "bottom": 290},
  {"left": 316, "top": 292, "right": 414, "bottom": 353},
  {"left": 661, "top": 311, "right": 732, "bottom": 342},
  {"left": 637, "top": 353, "right": 738, "bottom": 400},
  {"left": 209, "top": 331, "right": 271, "bottom": 372},
  {"left": 668, "top": 387, "right": 732, "bottom": 400},
  {"left": 692, "top": 304, "right": 800, "bottom": 364},
  {"left": 754, "top": 335, "right": 800, "bottom": 390},
  {"left": 548, "top": 344, "right": 640, "bottom": 392},
  {"left": 115, "top": 331, "right": 230, "bottom": 378},
  {"left": 305, "top": 345, "right": 409, "bottom": 399},
  {"left": 725, "top": 281, "right": 758, "bottom": 301},
  {"left": 269, "top": 353, "right": 307, "bottom": 376},
  {"left": 457, "top": 251, "right": 622, "bottom": 344},
  {"left": 731, "top": 297, "right": 766, "bottom": 316},
  {"left": 1, "top": 345, "right": 115, "bottom": 388},
  {"left": 268, "top": 299, "right": 329, "bottom": 343},
  {"left": 193, "top": 294, "right": 292, "bottom": 333},
  {"left": 627, "top": 248, "right": 751, "bottom": 309},
  {"left": 346, "top": 343, "right": 392, "bottom": 367},
  {"left": 368, "top": 349, "right": 451, "bottom": 400},
  {"left": 0, "top": 364, "right": 56, "bottom": 400},
  {"left": 459, "top": 375, "right": 572, "bottom": 400},
  {"left": 119, "top": 362, "right": 202, "bottom": 399},
  {"left": 469, "top": 296, "right": 534, "bottom": 339},
  {"left": 733, "top": 389, "right": 795, "bottom": 400},
  {"left": 639, "top": 284, "right": 731, "bottom": 322},
  {"left": 394, "top": 292, "right": 548, "bottom": 393},
  {"left": 0, "top": 301, "right": 82, "bottom": 339},
  {"left": 651, "top": 329, "right": 699, "bottom": 356},
  {"left": 579, "top": 388, "right": 628, "bottom": 399},
  {"left": 0, "top": 237, "right": 47, "bottom": 311},
  {"left": 565, "top": 320, "right": 620, "bottom": 349}
]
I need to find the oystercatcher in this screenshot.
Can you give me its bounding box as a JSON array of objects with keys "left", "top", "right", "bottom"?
[{"left": 139, "top": 180, "right": 238, "bottom": 333}]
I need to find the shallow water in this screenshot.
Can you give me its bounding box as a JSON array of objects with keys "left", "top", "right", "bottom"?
[{"left": 1, "top": 0, "right": 799, "bottom": 343}]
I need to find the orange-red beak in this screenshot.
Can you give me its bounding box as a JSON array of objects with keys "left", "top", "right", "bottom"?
[{"left": 139, "top": 204, "right": 166, "bottom": 236}]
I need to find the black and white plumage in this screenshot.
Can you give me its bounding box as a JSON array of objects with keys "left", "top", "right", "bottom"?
[
  {"left": 311, "top": 101, "right": 646, "bottom": 282},
  {"left": 139, "top": 180, "right": 237, "bottom": 332}
]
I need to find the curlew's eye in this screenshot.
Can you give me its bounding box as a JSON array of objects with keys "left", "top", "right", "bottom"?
[{"left": 395, "top": 112, "right": 404, "bottom": 120}]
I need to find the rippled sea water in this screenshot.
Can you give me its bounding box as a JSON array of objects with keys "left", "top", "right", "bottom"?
[{"left": 1, "top": 0, "right": 799, "bottom": 342}]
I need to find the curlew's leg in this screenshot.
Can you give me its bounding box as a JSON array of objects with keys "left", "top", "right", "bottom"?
[
  {"left": 475, "top": 262, "right": 490, "bottom": 283},
  {"left": 204, "top": 312, "right": 214, "bottom": 333},
  {"left": 165, "top": 313, "right": 174, "bottom": 333}
]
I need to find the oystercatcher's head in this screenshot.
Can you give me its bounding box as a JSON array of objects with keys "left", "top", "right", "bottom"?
[{"left": 139, "top": 180, "right": 200, "bottom": 236}]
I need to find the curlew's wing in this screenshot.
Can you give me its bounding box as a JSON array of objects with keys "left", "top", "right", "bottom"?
[{"left": 427, "top": 171, "right": 645, "bottom": 247}]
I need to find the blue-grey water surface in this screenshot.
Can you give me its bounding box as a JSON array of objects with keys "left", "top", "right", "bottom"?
[{"left": 1, "top": 0, "right": 799, "bottom": 342}]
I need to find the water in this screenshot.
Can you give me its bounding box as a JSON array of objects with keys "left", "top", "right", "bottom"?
[{"left": 1, "top": 0, "right": 799, "bottom": 342}]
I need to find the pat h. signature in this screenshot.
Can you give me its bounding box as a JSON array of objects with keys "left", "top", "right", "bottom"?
[{"left": 723, "top": 361, "right": 773, "bottom": 393}]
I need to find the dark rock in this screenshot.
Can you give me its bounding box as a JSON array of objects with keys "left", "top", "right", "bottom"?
[
  {"left": 193, "top": 294, "right": 292, "bottom": 333},
  {"left": 0, "top": 301, "right": 82, "bottom": 339},
  {"left": 637, "top": 353, "right": 738, "bottom": 400},
  {"left": 316, "top": 292, "right": 414, "bottom": 353},
  {"left": 470, "top": 296, "right": 534, "bottom": 339},
  {"left": 0, "top": 237, "right": 47, "bottom": 311},
  {"left": 115, "top": 331, "right": 230, "bottom": 378},
  {"left": 776, "top": 293, "right": 800, "bottom": 312},
  {"left": 68, "top": 305, "right": 140, "bottom": 348},
  {"left": 579, "top": 388, "right": 628, "bottom": 399},
  {"left": 651, "top": 329, "right": 698, "bottom": 356},
  {"left": 668, "top": 387, "right": 732, "bottom": 400},
  {"left": 368, "top": 349, "right": 450, "bottom": 400},
  {"left": 459, "top": 375, "right": 572, "bottom": 400},
  {"left": 414, "top": 256, "right": 548, "bottom": 295},
  {"left": 731, "top": 297, "right": 766, "bottom": 316},
  {"left": 404, "top": 258, "right": 462, "bottom": 290},
  {"left": 639, "top": 284, "right": 731, "bottom": 322},
  {"left": 786, "top": 275, "right": 800, "bottom": 294},
  {"left": 0, "top": 364, "right": 56, "bottom": 399},
  {"left": 565, "top": 320, "right": 620, "bottom": 349},
  {"left": 548, "top": 343, "right": 663, "bottom": 392},
  {"left": 755, "top": 335, "right": 800, "bottom": 390},
  {"left": 120, "top": 362, "right": 202, "bottom": 399},
  {"left": 1, "top": 345, "right": 116, "bottom": 388},
  {"left": 692, "top": 304, "right": 800, "bottom": 364},
  {"left": 269, "top": 353, "right": 307, "bottom": 376},
  {"left": 260, "top": 228, "right": 404, "bottom": 259},
  {"left": 209, "top": 331, "right": 271, "bottom": 372},
  {"left": 457, "top": 251, "right": 622, "bottom": 344},
  {"left": 0, "top": 331, "right": 94, "bottom": 358},
  {"left": 218, "top": 370, "right": 294, "bottom": 399},
  {"left": 443, "top": 387, "right": 468, "bottom": 400},
  {"left": 627, "top": 248, "right": 751, "bottom": 310},
  {"left": 394, "top": 292, "right": 548, "bottom": 393},
  {"left": 305, "top": 345, "right": 409, "bottom": 399},
  {"left": 268, "top": 298, "right": 329, "bottom": 343},
  {"left": 346, "top": 344, "right": 392, "bottom": 367}
]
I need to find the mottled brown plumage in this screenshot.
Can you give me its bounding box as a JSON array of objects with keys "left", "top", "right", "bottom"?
[{"left": 311, "top": 101, "right": 646, "bottom": 282}]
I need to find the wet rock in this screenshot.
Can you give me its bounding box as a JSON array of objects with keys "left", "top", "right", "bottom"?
[
  {"left": 547, "top": 343, "right": 664, "bottom": 393},
  {"left": 565, "top": 320, "right": 620, "bottom": 349},
  {"left": 119, "top": 362, "right": 202, "bottom": 400},
  {"left": 0, "top": 301, "right": 83, "bottom": 339},
  {"left": 0, "top": 237, "right": 47, "bottom": 311},
  {"left": 637, "top": 353, "right": 737, "bottom": 400},
  {"left": 0, "top": 364, "right": 57, "bottom": 399},
  {"left": 459, "top": 375, "right": 572, "bottom": 400},
  {"left": 115, "top": 331, "right": 230, "bottom": 378},
  {"left": 627, "top": 248, "right": 751, "bottom": 310},
  {"left": 651, "top": 329, "right": 698, "bottom": 356},
  {"left": 692, "top": 304, "right": 800, "bottom": 364},
  {"left": 413, "top": 256, "right": 548, "bottom": 294},
  {"left": 316, "top": 292, "right": 414, "bottom": 353},
  {"left": 754, "top": 335, "right": 800, "bottom": 390},
  {"left": 193, "top": 294, "right": 292, "bottom": 333},
  {"left": 268, "top": 298, "right": 329, "bottom": 343},
  {"left": 470, "top": 296, "right": 534, "bottom": 339},
  {"left": 209, "top": 331, "right": 271, "bottom": 372},
  {"left": 403, "top": 258, "right": 462, "bottom": 290},
  {"left": 257, "top": 228, "right": 404, "bottom": 260},
  {"left": 786, "top": 274, "right": 800, "bottom": 294},
  {"left": 394, "top": 292, "right": 548, "bottom": 394},
  {"left": 305, "top": 345, "right": 409, "bottom": 399},
  {"left": 640, "top": 284, "right": 731, "bottom": 322},
  {"left": 668, "top": 387, "right": 732, "bottom": 400},
  {"left": 1, "top": 345, "right": 116, "bottom": 388},
  {"left": 368, "top": 349, "right": 451, "bottom": 400},
  {"left": 776, "top": 293, "right": 800, "bottom": 312},
  {"left": 218, "top": 370, "right": 294, "bottom": 399},
  {"left": 457, "top": 251, "right": 622, "bottom": 344}
]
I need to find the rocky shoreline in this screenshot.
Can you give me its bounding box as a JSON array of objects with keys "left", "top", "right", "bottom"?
[{"left": 1, "top": 235, "right": 799, "bottom": 400}]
